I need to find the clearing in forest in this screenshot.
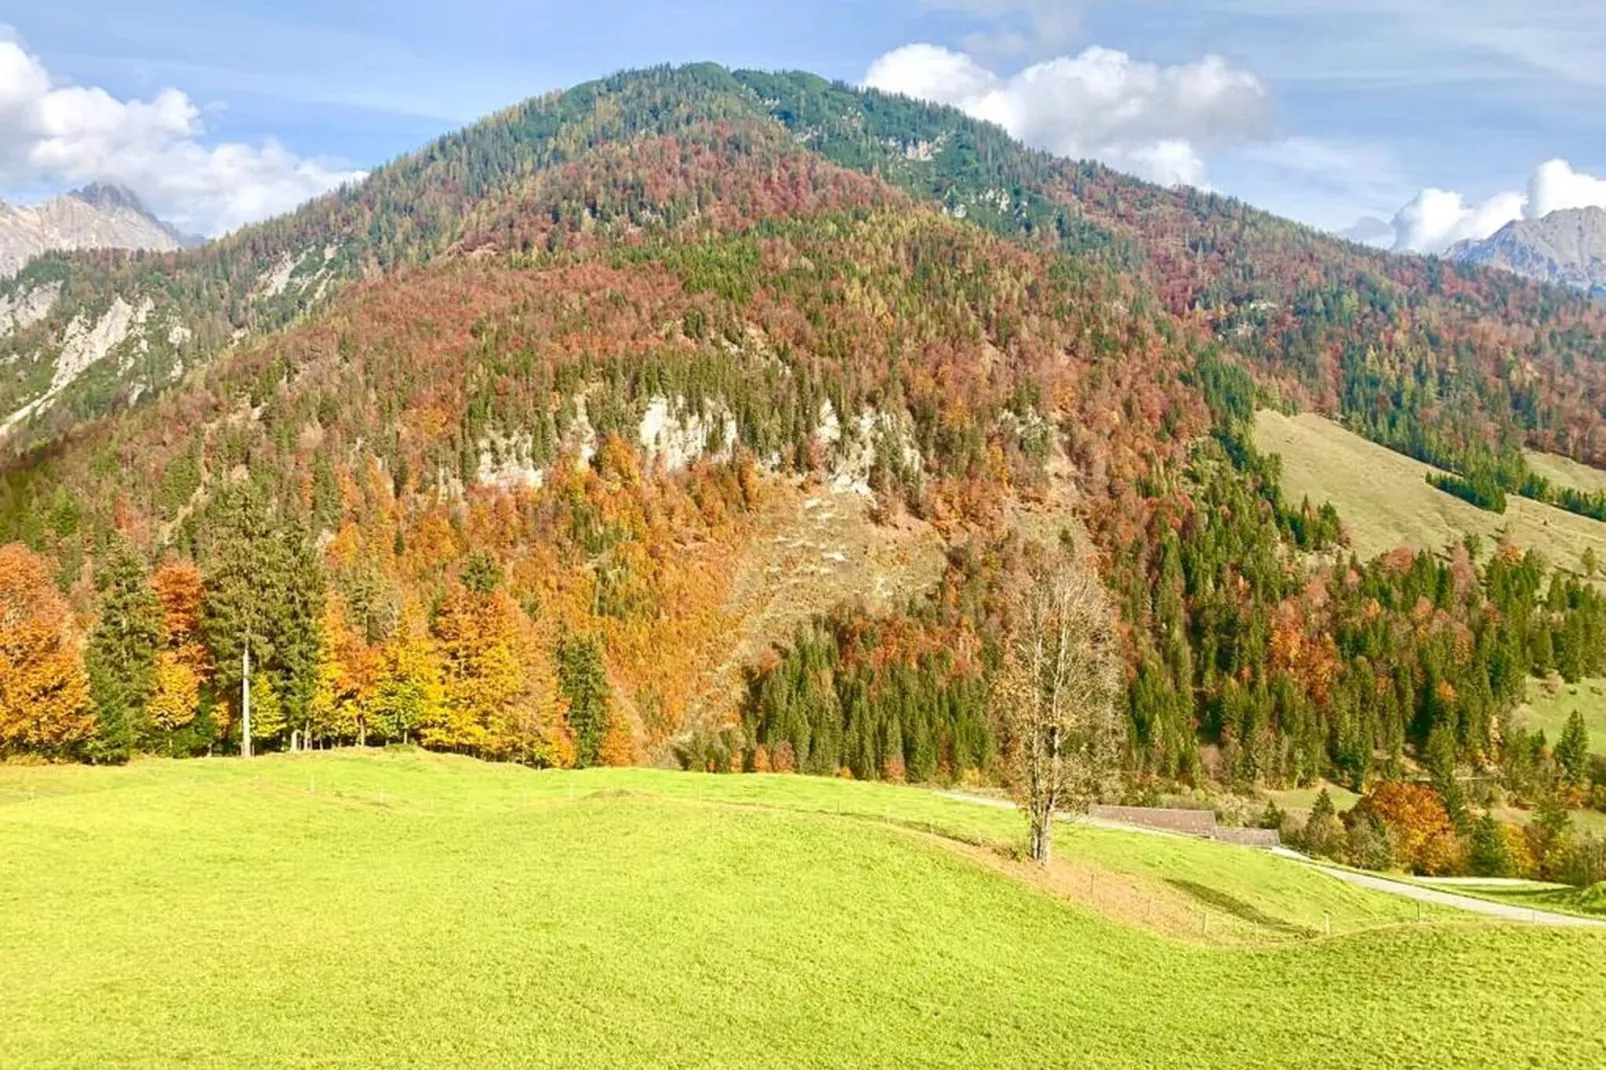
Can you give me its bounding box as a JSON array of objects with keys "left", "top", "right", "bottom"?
[{"left": 1255, "top": 409, "right": 1606, "bottom": 569}]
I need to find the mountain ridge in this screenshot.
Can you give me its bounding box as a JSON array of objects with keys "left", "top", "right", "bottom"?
[
  {"left": 0, "top": 182, "right": 200, "bottom": 280},
  {"left": 3, "top": 64, "right": 1606, "bottom": 795},
  {"left": 1448, "top": 206, "right": 1606, "bottom": 297}
]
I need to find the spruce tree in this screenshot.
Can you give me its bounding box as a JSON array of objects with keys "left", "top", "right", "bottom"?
[
  {"left": 1555, "top": 710, "right": 1591, "bottom": 786},
  {"left": 275, "top": 518, "right": 327, "bottom": 744},
  {"left": 1425, "top": 726, "right": 1471, "bottom": 834},
  {"left": 202, "top": 483, "right": 282, "bottom": 707},
  {"left": 558, "top": 633, "right": 612, "bottom": 768},
  {"left": 200, "top": 485, "right": 324, "bottom": 750},
  {"left": 85, "top": 540, "right": 161, "bottom": 763},
  {"left": 1468, "top": 812, "right": 1513, "bottom": 878}
]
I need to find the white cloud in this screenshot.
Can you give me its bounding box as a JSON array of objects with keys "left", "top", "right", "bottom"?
[
  {"left": 863, "top": 43, "right": 1274, "bottom": 188},
  {"left": 1382, "top": 159, "right": 1606, "bottom": 253},
  {"left": 1390, "top": 188, "right": 1526, "bottom": 254},
  {"left": 1528, "top": 159, "right": 1606, "bottom": 218},
  {"left": 0, "top": 30, "right": 363, "bottom": 237}
]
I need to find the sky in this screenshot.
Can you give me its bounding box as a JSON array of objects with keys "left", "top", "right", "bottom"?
[{"left": 4, "top": 1, "right": 1606, "bottom": 250}]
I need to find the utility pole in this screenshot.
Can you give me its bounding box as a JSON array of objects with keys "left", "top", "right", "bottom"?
[{"left": 241, "top": 636, "right": 252, "bottom": 760}]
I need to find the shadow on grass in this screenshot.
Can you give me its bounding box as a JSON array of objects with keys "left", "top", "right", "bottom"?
[{"left": 1164, "top": 879, "right": 1314, "bottom": 936}]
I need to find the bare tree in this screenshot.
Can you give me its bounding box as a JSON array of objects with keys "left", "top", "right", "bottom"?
[{"left": 992, "top": 547, "right": 1122, "bottom": 865}]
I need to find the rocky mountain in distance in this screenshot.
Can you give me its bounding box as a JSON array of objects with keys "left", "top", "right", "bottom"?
[
  {"left": 0, "top": 182, "right": 201, "bottom": 279},
  {"left": 1448, "top": 206, "right": 1606, "bottom": 297}
]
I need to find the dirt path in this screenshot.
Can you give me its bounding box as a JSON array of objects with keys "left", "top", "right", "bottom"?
[
  {"left": 936, "top": 790, "right": 1606, "bottom": 929},
  {"left": 1305, "top": 866, "right": 1606, "bottom": 928}
]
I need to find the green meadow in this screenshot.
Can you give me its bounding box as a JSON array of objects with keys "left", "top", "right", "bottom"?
[
  {"left": 3, "top": 750, "right": 1603, "bottom": 1069},
  {"left": 1521, "top": 676, "right": 1606, "bottom": 755}
]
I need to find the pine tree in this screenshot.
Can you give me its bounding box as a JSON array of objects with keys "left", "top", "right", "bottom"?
[
  {"left": 1424, "top": 726, "right": 1471, "bottom": 834},
  {"left": 558, "top": 632, "right": 612, "bottom": 768},
  {"left": 1300, "top": 788, "right": 1344, "bottom": 859},
  {"left": 202, "top": 484, "right": 283, "bottom": 708},
  {"left": 200, "top": 486, "right": 324, "bottom": 750},
  {"left": 1555, "top": 710, "right": 1591, "bottom": 786},
  {"left": 1468, "top": 812, "right": 1514, "bottom": 878},
  {"left": 276, "top": 519, "right": 327, "bottom": 744},
  {"left": 85, "top": 540, "right": 162, "bottom": 763}
]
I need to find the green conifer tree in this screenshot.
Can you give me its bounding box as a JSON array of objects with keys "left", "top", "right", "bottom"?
[
  {"left": 558, "top": 633, "right": 612, "bottom": 768},
  {"left": 1468, "top": 812, "right": 1514, "bottom": 878},
  {"left": 85, "top": 540, "right": 162, "bottom": 763},
  {"left": 1555, "top": 710, "right": 1591, "bottom": 786}
]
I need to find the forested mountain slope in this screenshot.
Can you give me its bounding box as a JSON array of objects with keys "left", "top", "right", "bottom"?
[{"left": 3, "top": 65, "right": 1606, "bottom": 814}]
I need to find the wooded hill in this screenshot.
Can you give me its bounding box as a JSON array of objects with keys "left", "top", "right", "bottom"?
[{"left": 2, "top": 65, "right": 1605, "bottom": 809}]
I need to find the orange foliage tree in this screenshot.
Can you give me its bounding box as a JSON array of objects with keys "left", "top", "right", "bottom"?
[
  {"left": 147, "top": 560, "right": 212, "bottom": 739},
  {"left": 1355, "top": 781, "right": 1456, "bottom": 874},
  {"left": 0, "top": 544, "right": 95, "bottom": 757}
]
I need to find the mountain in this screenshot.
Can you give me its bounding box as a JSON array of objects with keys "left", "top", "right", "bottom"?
[
  {"left": 1337, "top": 216, "right": 1393, "bottom": 247},
  {"left": 1448, "top": 206, "right": 1606, "bottom": 296},
  {"left": 0, "top": 183, "right": 199, "bottom": 279},
  {"left": 4, "top": 65, "right": 1606, "bottom": 792}
]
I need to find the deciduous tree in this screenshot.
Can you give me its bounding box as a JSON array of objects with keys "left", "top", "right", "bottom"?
[
  {"left": 0, "top": 544, "right": 95, "bottom": 757},
  {"left": 991, "top": 547, "right": 1121, "bottom": 864}
]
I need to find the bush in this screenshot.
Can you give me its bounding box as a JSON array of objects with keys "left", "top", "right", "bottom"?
[
  {"left": 1344, "top": 813, "right": 1397, "bottom": 871},
  {"left": 1557, "top": 836, "right": 1606, "bottom": 888},
  {"left": 672, "top": 727, "right": 741, "bottom": 773},
  {"left": 1419, "top": 830, "right": 1467, "bottom": 876}
]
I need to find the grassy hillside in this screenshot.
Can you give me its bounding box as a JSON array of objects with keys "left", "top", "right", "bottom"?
[
  {"left": 1256, "top": 408, "right": 1606, "bottom": 568},
  {"left": 1520, "top": 676, "right": 1606, "bottom": 755},
  {"left": 1414, "top": 879, "right": 1606, "bottom": 922},
  {"left": 1526, "top": 451, "right": 1606, "bottom": 497},
  {"left": 3, "top": 752, "right": 1603, "bottom": 1069}
]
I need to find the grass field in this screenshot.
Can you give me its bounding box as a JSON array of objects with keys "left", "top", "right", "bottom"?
[
  {"left": 3, "top": 751, "right": 1605, "bottom": 1069},
  {"left": 1520, "top": 675, "right": 1606, "bottom": 754},
  {"left": 1527, "top": 451, "right": 1606, "bottom": 496},
  {"left": 1264, "top": 782, "right": 1362, "bottom": 815},
  {"left": 1255, "top": 409, "right": 1606, "bottom": 569},
  {"left": 1415, "top": 878, "right": 1606, "bottom": 921}
]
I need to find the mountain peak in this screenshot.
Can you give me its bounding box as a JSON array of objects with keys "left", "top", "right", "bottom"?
[
  {"left": 1450, "top": 206, "right": 1606, "bottom": 295},
  {"left": 0, "top": 183, "right": 196, "bottom": 278},
  {"left": 68, "top": 181, "right": 152, "bottom": 216}
]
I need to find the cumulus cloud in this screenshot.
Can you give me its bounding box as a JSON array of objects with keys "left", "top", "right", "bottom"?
[
  {"left": 1390, "top": 188, "right": 1526, "bottom": 254},
  {"left": 1384, "top": 159, "right": 1606, "bottom": 253},
  {"left": 863, "top": 43, "right": 1274, "bottom": 188},
  {"left": 0, "top": 30, "right": 363, "bottom": 237}
]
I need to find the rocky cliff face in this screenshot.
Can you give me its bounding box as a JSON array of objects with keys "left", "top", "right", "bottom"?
[
  {"left": 1449, "top": 207, "right": 1606, "bottom": 296},
  {"left": 0, "top": 183, "right": 199, "bottom": 278}
]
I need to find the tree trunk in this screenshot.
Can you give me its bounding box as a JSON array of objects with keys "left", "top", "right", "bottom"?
[{"left": 1030, "top": 810, "right": 1053, "bottom": 864}]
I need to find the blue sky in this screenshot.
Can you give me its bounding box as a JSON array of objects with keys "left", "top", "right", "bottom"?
[{"left": 5, "top": 1, "right": 1606, "bottom": 248}]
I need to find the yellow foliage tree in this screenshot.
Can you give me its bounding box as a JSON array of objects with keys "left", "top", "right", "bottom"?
[
  {"left": 247, "top": 669, "right": 285, "bottom": 748},
  {"left": 428, "top": 586, "right": 566, "bottom": 764},
  {"left": 0, "top": 543, "right": 95, "bottom": 756},
  {"left": 147, "top": 651, "right": 201, "bottom": 733},
  {"left": 371, "top": 626, "right": 445, "bottom": 744}
]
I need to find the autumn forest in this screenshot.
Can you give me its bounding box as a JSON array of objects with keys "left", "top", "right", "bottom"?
[{"left": 4, "top": 65, "right": 1606, "bottom": 886}]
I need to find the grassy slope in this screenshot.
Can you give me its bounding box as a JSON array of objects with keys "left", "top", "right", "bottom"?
[
  {"left": 1520, "top": 676, "right": 1606, "bottom": 755},
  {"left": 1527, "top": 451, "right": 1606, "bottom": 496},
  {"left": 3, "top": 752, "right": 1604, "bottom": 1069},
  {"left": 1255, "top": 409, "right": 1606, "bottom": 568},
  {"left": 1416, "top": 879, "right": 1606, "bottom": 921}
]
